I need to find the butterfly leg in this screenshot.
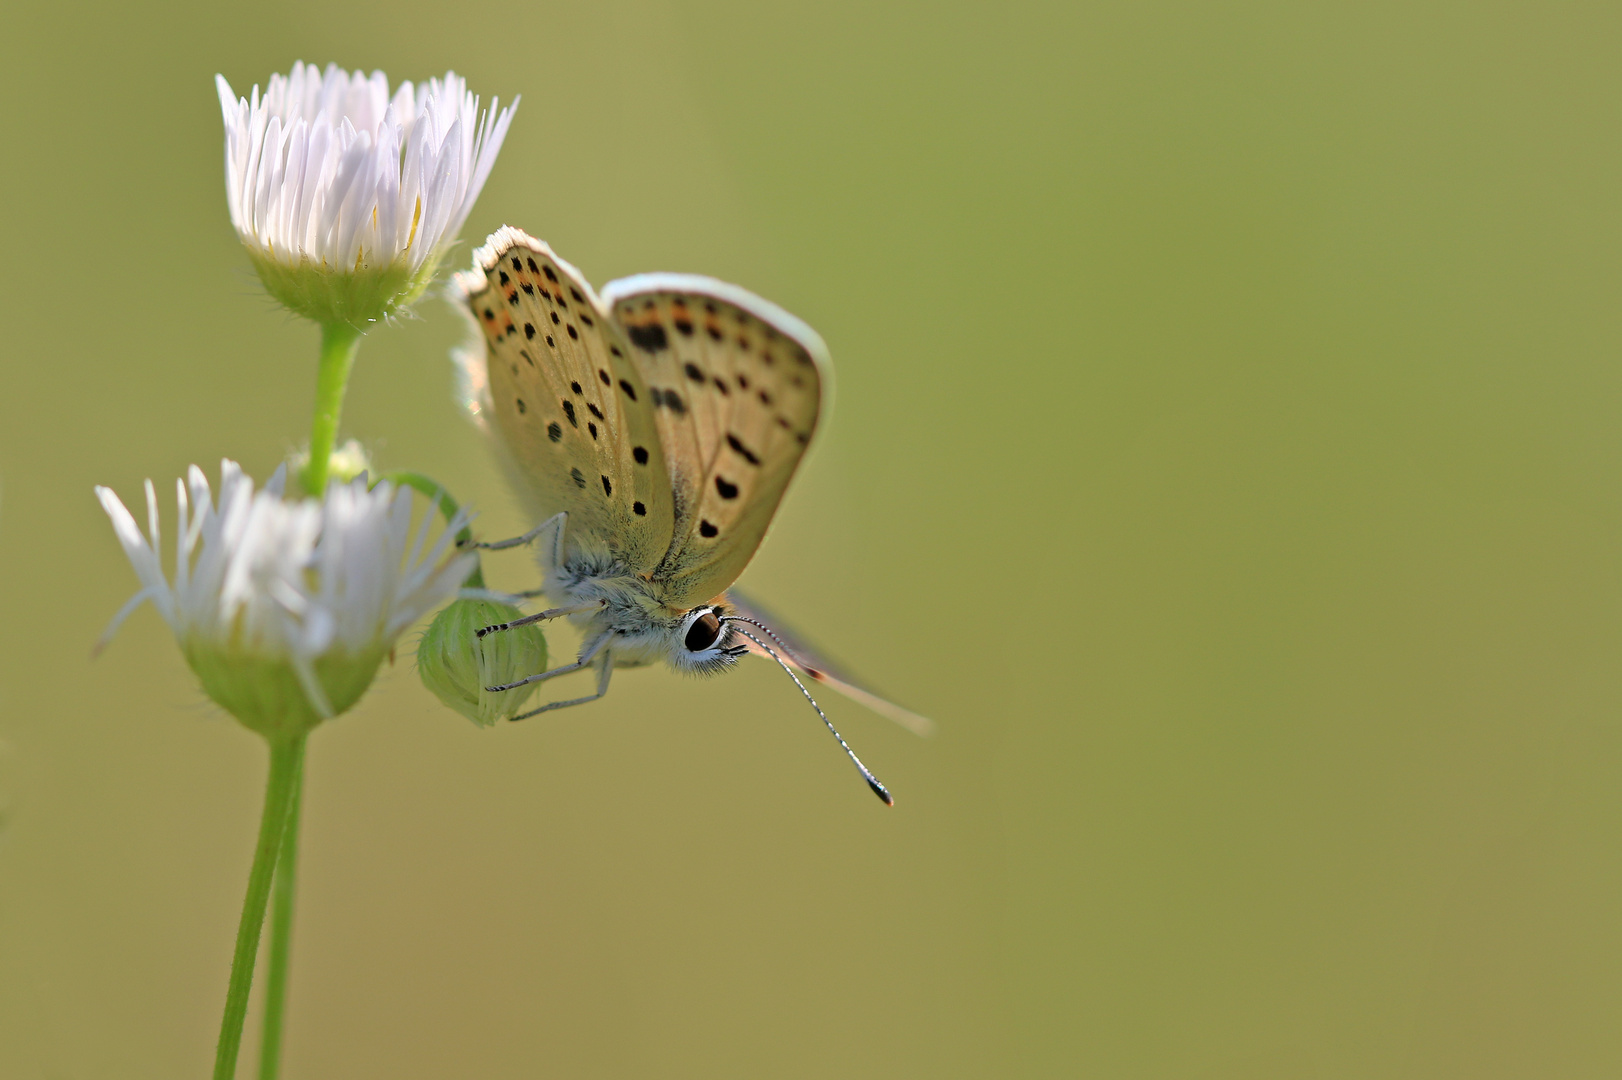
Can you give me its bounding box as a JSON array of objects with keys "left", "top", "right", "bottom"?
[
  {"left": 460, "top": 512, "right": 566, "bottom": 556},
  {"left": 486, "top": 631, "right": 612, "bottom": 693},
  {"left": 475, "top": 599, "right": 606, "bottom": 639},
  {"left": 507, "top": 651, "right": 615, "bottom": 721}
]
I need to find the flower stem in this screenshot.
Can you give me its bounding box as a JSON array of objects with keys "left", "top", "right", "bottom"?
[
  {"left": 257, "top": 743, "right": 305, "bottom": 1080},
  {"left": 213, "top": 736, "right": 304, "bottom": 1080},
  {"left": 300, "top": 322, "right": 364, "bottom": 497}
]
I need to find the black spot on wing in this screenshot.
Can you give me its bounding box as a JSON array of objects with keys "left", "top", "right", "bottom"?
[
  {"left": 649, "top": 388, "right": 686, "bottom": 415},
  {"left": 619, "top": 379, "right": 638, "bottom": 401},
  {"left": 570, "top": 468, "right": 586, "bottom": 488},
  {"left": 599, "top": 369, "right": 611, "bottom": 386},
  {"left": 726, "top": 433, "right": 761, "bottom": 466},
  {"left": 601, "top": 475, "right": 612, "bottom": 496},
  {"left": 684, "top": 362, "right": 705, "bottom": 383},
  {"left": 547, "top": 422, "right": 562, "bottom": 442},
  {"left": 542, "top": 264, "right": 558, "bottom": 282},
  {"left": 628, "top": 324, "right": 669, "bottom": 351},
  {"left": 562, "top": 400, "right": 577, "bottom": 427},
  {"left": 515, "top": 398, "right": 526, "bottom": 414},
  {"left": 633, "top": 446, "right": 649, "bottom": 465},
  {"left": 699, "top": 520, "right": 719, "bottom": 538},
  {"left": 633, "top": 501, "right": 646, "bottom": 515},
  {"left": 587, "top": 403, "right": 604, "bottom": 420},
  {"left": 715, "top": 477, "right": 739, "bottom": 499}
]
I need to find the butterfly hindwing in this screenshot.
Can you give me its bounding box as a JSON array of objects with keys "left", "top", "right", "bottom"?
[
  {"left": 455, "top": 228, "right": 675, "bottom": 572},
  {"left": 600, "top": 274, "right": 828, "bottom": 609}
]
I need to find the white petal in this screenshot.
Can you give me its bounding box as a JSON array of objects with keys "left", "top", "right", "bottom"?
[
  {"left": 218, "top": 64, "right": 513, "bottom": 276},
  {"left": 95, "top": 485, "right": 176, "bottom": 628}
]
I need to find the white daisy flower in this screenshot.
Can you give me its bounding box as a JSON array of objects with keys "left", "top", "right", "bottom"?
[
  {"left": 96, "top": 461, "right": 476, "bottom": 738},
  {"left": 216, "top": 62, "right": 517, "bottom": 326}
]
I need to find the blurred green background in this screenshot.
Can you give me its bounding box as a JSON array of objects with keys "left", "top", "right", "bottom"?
[{"left": 3, "top": 0, "right": 1621, "bottom": 1076}]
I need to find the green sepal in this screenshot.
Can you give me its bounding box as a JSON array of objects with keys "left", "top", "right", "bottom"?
[
  {"left": 246, "top": 248, "right": 441, "bottom": 327},
  {"left": 185, "top": 644, "right": 388, "bottom": 740}
]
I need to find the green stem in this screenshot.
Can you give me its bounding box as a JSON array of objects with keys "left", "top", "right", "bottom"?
[
  {"left": 257, "top": 744, "right": 305, "bottom": 1080},
  {"left": 379, "top": 471, "right": 484, "bottom": 588},
  {"left": 300, "top": 322, "right": 364, "bottom": 497},
  {"left": 213, "top": 736, "right": 304, "bottom": 1080}
]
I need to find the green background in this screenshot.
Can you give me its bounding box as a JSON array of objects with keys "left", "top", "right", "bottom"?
[{"left": 3, "top": 0, "right": 1621, "bottom": 1076}]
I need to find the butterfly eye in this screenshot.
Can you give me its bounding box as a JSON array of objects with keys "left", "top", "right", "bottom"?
[{"left": 684, "top": 610, "right": 723, "bottom": 652}]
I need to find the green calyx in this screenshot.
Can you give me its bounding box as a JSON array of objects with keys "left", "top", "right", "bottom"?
[
  {"left": 185, "top": 644, "right": 388, "bottom": 740},
  {"left": 246, "top": 248, "right": 442, "bottom": 327},
  {"left": 417, "top": 598, "right": 548, "bottom": 726}
]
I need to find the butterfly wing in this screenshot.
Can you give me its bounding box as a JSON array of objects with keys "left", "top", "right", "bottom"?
[
  {"left": 455, "top": 228, "right": 675, "bottom": 572},
  {"left": 600, "top": 274, "right": 827, "bottom": 608},
  {"left": 724, "top": 589, "right": 936, "bottom": 738}
]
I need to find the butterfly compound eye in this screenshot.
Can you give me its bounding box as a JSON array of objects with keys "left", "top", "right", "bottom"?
[{"left": 684, "top": 610, "right": 723, "bottom": 652}]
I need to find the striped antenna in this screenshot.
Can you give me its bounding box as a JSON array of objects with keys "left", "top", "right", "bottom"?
[{"left": 726, "top": 620, "right": 893, "bottom": 806}]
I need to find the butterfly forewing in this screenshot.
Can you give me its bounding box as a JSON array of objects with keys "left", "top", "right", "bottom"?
[
  {"left": 600, "top": 274, "right": 827, "bottom": 608},
  {"left": 456, "top": 228, "right": 675, "bottom": 572}
]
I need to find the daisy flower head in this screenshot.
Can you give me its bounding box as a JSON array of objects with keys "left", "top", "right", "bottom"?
[
  {"left": 96, "top": 461, "right": 477, "bottom": 739},
  {"left": 216, "top": 62, "right": 517, "bottom": 327}
]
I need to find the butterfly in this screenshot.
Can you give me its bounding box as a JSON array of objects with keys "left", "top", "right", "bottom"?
[{"left": 451, "top": 226, "right": 931, "bottom": 804}]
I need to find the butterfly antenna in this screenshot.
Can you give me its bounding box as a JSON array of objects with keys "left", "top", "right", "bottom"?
[
  {"left": 723, "top": 616, "right": 817, "bottom": 671},
  {"left": 726, "top": 623, "right": 893, "bottom": 806}
]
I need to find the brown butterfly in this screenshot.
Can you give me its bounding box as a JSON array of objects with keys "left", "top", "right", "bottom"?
[{"left": 453, "top": 227, "right": 931, "bottom": 803}]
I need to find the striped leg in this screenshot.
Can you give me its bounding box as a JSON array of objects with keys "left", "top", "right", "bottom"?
[
  {"left": 509, "top": 651, "right": 615, "bottom": 721},
  {"left": 486, "top": 632, "right": 612, "bottom": 693}
]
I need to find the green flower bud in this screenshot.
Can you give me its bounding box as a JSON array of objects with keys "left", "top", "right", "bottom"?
[
  {"left": 289, "top": 439, "right": 373, "bottom": 488},
  {"left": 418, "top": 598, "right": 548, "bottom": 726}
]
